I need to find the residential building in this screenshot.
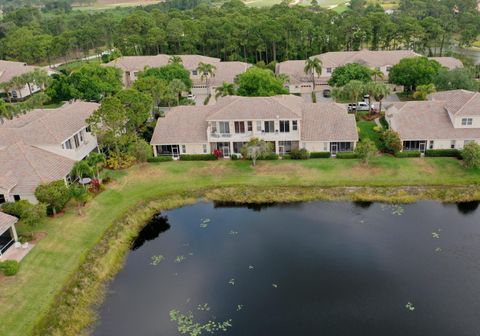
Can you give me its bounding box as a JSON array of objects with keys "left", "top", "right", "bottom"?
[
  {"left": 0, "top": 101, "right": 99, "bottom": 203},
  {"left": 105, "top": 54, "right": 250, "bottom": 95},
  {"left": 150, "top": 95, "right": 358, "bottom": 158},
  {"left": 275, "top": 50, "right": 463, "bottom": 93},
  {"left": 0, "top": 212, "right": 18, "bottom": 258},
  {"left": 385, "top": 90, "right": 480, "bottom": 152},
  {"left": 0, "top": 60, "right": 42, "bottom": 100}
]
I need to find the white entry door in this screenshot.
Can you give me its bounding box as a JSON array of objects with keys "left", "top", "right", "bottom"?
[
  {"left": 172, "top": 146, "right": 180, "bottom": 158},
  {"left": 222, "top": 146, "right": 230, "bottom": 157},
  {"left": 331, "top": 143, "right": 338, "bottom": 156}
]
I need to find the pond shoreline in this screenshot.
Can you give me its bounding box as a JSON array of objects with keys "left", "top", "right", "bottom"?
[{"left": 30, "top": 184, "right": 480, "bottom": 336}]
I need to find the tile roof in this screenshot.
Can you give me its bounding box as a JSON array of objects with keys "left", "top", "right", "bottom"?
[
  {"left": 275, "top": 60, "right": 312, "bottom": 85},
  {"left": 206, "top": 95, "right": 304, "bottom": 120},
  {"left": 0, "top": 101, "right": 99, "bottom": 147},
  {"left": 313, "top": 49, "right": 420, "bottom": 68},
  {"left": 301, "top": 103, "right": 358, "bottom": 141},
  {"left": 0, "top": 60, "right": 37, "bottom": 83},
  {"left": 0, "top": 212, "right": 18, "bottom": 235},
  {"left": 430, "top": 90, "right": 480, "bottom": 116},
  {"left": 0, "top": 141, "right": 75, "bottom": 195},
  {"left": 192, "top": 61, "right": 251, "bottom": 86},
  {"left": 387, "top": 100, "right": 480, "bottom": 140},
  {"left": 151, "top": 96, "right": 358, "bottom": 144},
  {"left": 429, "top": 57, "right": 463, "bottom": 69},
  {"left": 106, "top": 54, "right": 221, "bottom": 72}
]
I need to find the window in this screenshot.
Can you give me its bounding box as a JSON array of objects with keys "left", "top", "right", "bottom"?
[
  {"left": 429, "top": 140, "right": 434, "bottom": 149},
  {"left": 79, "top": 131, "right": 84, "bottom": 142},
  {"left": 181, "top": 145, "right": 186, "bottom": 153},
  {"left": 74, "top": 134, "right": 80, "bottom": 148},
  {"left": 279, "top": 120, "right": 290, "bottom": 133},
  {"left": 86, "top": 126, "right": 91, "bottom": 133},
  {"left": 192, "top": 70, "right": 198, "bottom": 75},
  {"left": 219, "top": 122, "right": 230, "bottom": 134},
  {"left": 0, "top": 194, "right": 5, "bottom": 204},
  {"left": 234, "top": 121, "right": 245, "bottom": 133},
  {"left": 211, "top": 122, "right": 217, "bottom": 133},
  {"left": 386, "top": 66, "right": 392, "bottom": 72},
  {"left": 203, "top": 144, "right": 207, "bottom": 153},
  {"left": 256, "top": 121, "right": 262, "bottom": 131},
  {"left": 247, "top": 121, "right": 253, "bottom": 132},
  {"left": 323, "top": 143, "right": 328, "bottom": 151},
  {"left": 451, "top": 140, "right": 456, "bottom": 149},
  {"left": 292, "top": 120, "right": 298, "bottom": 131},
  {"left": 64, "top": 139, "right": 72, "bottom": 150},
  {"left": 462, "top": 118, "right": 473, "bottom": 126},
  {"left": 13, "top": 195, "right": 20, "bottom": 202},
  {"left": 403, "top": 140, "right": 426, "bottom": 151},
  {"left": 233, "top": 142, "right": 247, "bottom": 153},
  {"left": 264, "top": 121, "right": 274, "bottom": 133},
  {"left": 326, "top": 68, "right": 332, "bottom": 74},
  {"left": 464, "top": 140, "right": 474, "bottom": 146}
]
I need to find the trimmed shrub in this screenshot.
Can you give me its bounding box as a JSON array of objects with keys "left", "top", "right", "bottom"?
[
  {"left": 379, "top": 116, "right": 389, "bottom": 129},
  {"left": 35, "top": 181, "right": 70, "bottom": 216},
  {"left": 179, "top": 154, "right": 217, "bottom": 161},
  {"left": 395, "top": 151, "right": 421, "bottom": 158},
  {"left": 462, "top": 142, "right": 480, "bottom": 168},
  {"left": 336, "top": 152, "right": 357, "bottom": 159},
  {"left": 0, "top": 260, "right": 20, "bottom": 276},
  {"left": 147, "top": 156, "right": 173, "bottom": 162},
  {"left": 373, "top": 125, "right": 382, "bottom": 133},
  {"left": 288, "top": 148, "right": 309, "bottom": 160},
  {"left": 310, "top": 152, "right": 331, "bottom": 158},
  {"left": 382, "top": 129, "right": 403, "bottom": 154},
  {"left": 258, "top": 153, "right": 279, "bottom": 160},
  {"left": 425, "top": 149, "right": 461, "bottom": 158}
]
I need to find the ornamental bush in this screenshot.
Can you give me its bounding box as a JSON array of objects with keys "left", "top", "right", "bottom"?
[
  {"left": 425, "top": 149, "right": 461, "bottom": 158},
  {"left": 310, "top": 152, "right": 331, "bottom": 158},
  {"left": 179, "top": 154, "right": 217, "bottom": 161},
  {"left": 382, "top": 129, "right": 402, "bottom": 154},
  {"left": 258, "top": 152, "right": 279, "bottom": 160},
  {"left": 147, "top": 156, "right": 174, "bottom": 162},
  {"left": 35, "top": 181, "right": 70, "bottom": 216},
  {"left": 395, "top": 151, "right": 421, "bottom": 158},
  {"left": 336, "top": 152, "right": 358, "bottom": 159},
  {"left": 462, "top": 142, "right": 480, "bottom": 168},
  {"left": 0, "top": 260, "right": 20, "bottom": 276},
  {"left": 288, "top": 148, "right": 309, "bottom": 160}
]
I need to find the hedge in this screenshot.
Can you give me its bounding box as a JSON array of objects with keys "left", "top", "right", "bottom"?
[
  {"left": 258, "top": 153, "right": 279, "bottom": 160},
  {"left": 310, "top": 152, "right": 331, "bottom": 158},
  {"left": 395, "top": 151, "right": 421, "bottom": 158},
  {"left": 336, "top": 152, "right": 357, "bottom": 159},
  {"left": 179, "top": 154, "right": 217, "bottom": 161},
  {"left": 147, "top": 156, "right": 173, "bottom": 162},
  {"left": 0, "top": 260, "right": 19, "bottom": 276},
  {"left": 425, "top": 149, "right": 461, "bottom": 158}
]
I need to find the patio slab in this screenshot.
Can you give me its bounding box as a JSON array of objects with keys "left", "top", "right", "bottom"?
[{"left": 0, "top": 243, "right": 35, "bottom": 262}]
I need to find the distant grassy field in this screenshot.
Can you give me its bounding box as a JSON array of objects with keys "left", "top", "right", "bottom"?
[{"left": 73, "top": 0, "right": 162, "bottom": 11}]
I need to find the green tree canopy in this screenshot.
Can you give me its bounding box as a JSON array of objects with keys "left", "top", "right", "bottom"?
[
  {"left": 34, "top": 180, "right": 70, "bottom": 216},
  {"left": 355, "top": 139, "right": 377, "bottom": 164},
  {"left": 235, "top": 67, "right": 288, "bottom": 97},
  {"left": 328, "top": 63, "right": 373, "bottom": 87},
  {"left": 115, "top": 89, "right": 153, "bottom": 133},
  {"left": 138, "top": 64, "right": 192, "bottom": 90},
  {"left": 433, "top": 67, "right": 479, "bottom": 91},
  {"left": 388, "top": 57, "right": 442, "bottom": 91},
  {"left": 462, "top": 142, "right": 480, "bottom": 169}
]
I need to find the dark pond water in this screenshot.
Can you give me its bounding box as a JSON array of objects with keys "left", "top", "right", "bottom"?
[{"left": 94, "top": 201, "right": 480, "bottom": 336}]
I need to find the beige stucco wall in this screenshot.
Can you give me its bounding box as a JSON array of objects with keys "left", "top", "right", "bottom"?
[
  {"left": 303, "top": 141, "right": 330, "bottom": 152},
  {"left": 184, "top": 143, "right": 209, "bottom": 154},
  {"left": 452, "top": 116, "right": 480, "bottom": 128}
]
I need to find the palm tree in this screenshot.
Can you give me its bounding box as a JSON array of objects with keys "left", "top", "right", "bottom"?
[
  {"left": 69, "top": 184, "right": 88, "bottom": 215},
  {"left": 168, "top": 79, "right": 187, "bottom": 105},
  {"left": 32, "top": 68, "right": 50, "bottom": 91},
  {"left": 413, "top": 84, "right": 436, "bottom": 101},
  {"left": 197, "top": 62, "right": 216, "bottom": 92},
  {"left": 304, "top": 57, "right": 322, "bottom": 90},
  {"left": 71, "top": 161, "right": 92, "bottom": 184},
  {"left": 365, "top": 82, "right": 391, "bottom": 114},
  {"left": 86, "top": 152, "right": 106, "bottom": 180},
  {"left": 21, "top": 71, "right": 36, "bottom": 96},
  {"left": 0, "top": 82, "right": 14, "bottom": 103},
  {"left": 343, "top": 80, "right": 365, "bottom": 110},
  {"left": 370, "top": 67, "right": 384, "bottom": 81},
  {"left": 169, "top": 55, "right": 182, "bottom": 64},
  {"left": 215, "top": 82, "right": 235, "bottom": 99},
  {"left": 10, "top": 76, "right": 25, "bottom": 100}
]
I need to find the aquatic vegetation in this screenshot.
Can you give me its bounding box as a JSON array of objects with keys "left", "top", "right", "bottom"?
[
  {"left": 272, "top": 284, "right": 278, "bottom": 288},
  {"left": 150, "top": 255, "right": 165, "bottom": 266},
  {"left": 391, "top": 205, "right": 404, "bottom": 216},
  {"left": 435, "top": 247, "right": 442, "bottom": 252},
  {"left": 228, "top": 278, "right": 235, "bottom": 286},
  {"left": 248, "top": 265, "right": 254, "bottom": 270},
  {"left": 200, "top": 218, "right": 211, "bottom": 228},
  {"left": 175, "top": 255, "right": 186, "bottom": 263},
  {"left": 197, "top": 303, "right": 211, "bottom": 312},
  {"left": 169, "top": 309, "right": 232, "bottom": 336},
  {"left": 188, "top": 252, "right": 194, "bottom": 256},
  {"left": 228, "top": 230, "right": 238, "bottom": 235},
  {"left": 236, "top": 305, "right": 243, "bottom": 311},
  {"left": 432, "top": 232, "right": 440, "bottom": 239},
  {"left": 405, "top": 302, "right": 415, "bottom": 311}
]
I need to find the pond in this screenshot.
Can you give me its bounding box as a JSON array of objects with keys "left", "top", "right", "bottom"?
[{"left": 94, "top": 201, "right": 480, "bottom": 336}]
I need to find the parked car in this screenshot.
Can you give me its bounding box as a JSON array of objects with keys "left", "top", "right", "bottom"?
[
  {"left": 186, "top": 94, "right": 196, "bottom": 101},
  {"left": 347, "top": 102, "right": 370, "bottom": 112},
  {"left": 323, "top": 89, "right": 331, "bottom": 98}
]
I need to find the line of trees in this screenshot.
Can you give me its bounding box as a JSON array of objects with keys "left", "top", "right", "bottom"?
[{"left": 0, "top": 0, "right": 478, "bottom": 65}]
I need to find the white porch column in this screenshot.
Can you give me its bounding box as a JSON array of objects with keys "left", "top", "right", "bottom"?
[
  {"left": 275, "top": 141, "right": 279, "bottom": 154},
  {"left": 230, "top": 142, "right": 233, "bottom": 156},
  {"left": 152, "top": 145, "right": 158, "bottom": 157},
  {"left": 10, "top": 226, "right": 18, "bottom": 242}
]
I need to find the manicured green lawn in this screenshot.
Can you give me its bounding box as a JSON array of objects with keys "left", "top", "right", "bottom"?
[
  {"left": 357, "top": 119, "right": 383, "bottom": 149},
  {"left": 1, "top": 158, "right": 480, "bottom": 336}
]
